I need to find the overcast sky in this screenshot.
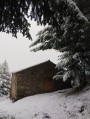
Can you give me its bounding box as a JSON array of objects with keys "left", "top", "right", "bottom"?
[{"left": 0, "top": 20, "right": 60, "bottom": 72}]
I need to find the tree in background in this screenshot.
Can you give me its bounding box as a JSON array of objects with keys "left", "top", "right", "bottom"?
[
  {"left": 0, "top": 60, "right": 11, "bottom": 96},
  {"left": 2, "top": 60, "right": 11, "bottom": 77},
  {"left": 30, "top": 0, "right": 90, "bottom": 88}
]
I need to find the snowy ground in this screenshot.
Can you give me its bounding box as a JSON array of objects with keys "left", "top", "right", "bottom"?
[{"left": 0, "top": 85, "right": 90, "bottom": 119}]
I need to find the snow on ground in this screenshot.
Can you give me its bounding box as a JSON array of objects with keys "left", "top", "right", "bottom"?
[{"left": 0, "top": 85, "right": 90, "bottom": 119}]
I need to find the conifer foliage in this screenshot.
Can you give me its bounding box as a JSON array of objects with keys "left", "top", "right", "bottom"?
[
  {"left": 0, "top": 60, "right": 11, "bottom": 96},
  {"left": 0, "top": 0, "right": 87, "bottom": 39},
  {"left": 30, "top": 0, "right": 90, "bottom": 88}
]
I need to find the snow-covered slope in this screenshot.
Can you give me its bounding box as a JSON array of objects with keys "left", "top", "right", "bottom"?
[{"left": 0, "top": 85, "right": 90, "bottom": 119}]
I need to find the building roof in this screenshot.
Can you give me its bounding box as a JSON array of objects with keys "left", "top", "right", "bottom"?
[{"left": 13, "top": 60, "right": 56, "bottom": 73}]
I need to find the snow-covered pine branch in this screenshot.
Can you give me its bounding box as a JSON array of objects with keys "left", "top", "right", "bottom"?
[{"left": 30, "top": 0, "right": 90, "bottom": 88}]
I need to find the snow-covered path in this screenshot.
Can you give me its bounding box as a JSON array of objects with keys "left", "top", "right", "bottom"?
[{"left": 0, "top": 85, "right": 90, "bottom": 119}]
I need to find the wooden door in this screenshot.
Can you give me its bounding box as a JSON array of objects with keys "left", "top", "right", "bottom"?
[{"left": 44, "top": 78, "right": 53, "bottom": 92}]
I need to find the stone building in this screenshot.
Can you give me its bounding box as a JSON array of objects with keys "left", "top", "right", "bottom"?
[{"left": 10, "top": 60, "right": 71, "bottom": 101}]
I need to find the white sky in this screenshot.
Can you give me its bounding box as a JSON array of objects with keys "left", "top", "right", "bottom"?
[{"left": 0, "top": 20, "right": 60, "bottom": 72}]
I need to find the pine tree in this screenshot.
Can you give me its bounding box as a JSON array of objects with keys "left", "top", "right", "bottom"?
[
  {"left": 0, "top": 0, "right": 90, "bottom": 39},
  {"left": 2, "top": 60, "right": 11, "bottom": 77},
  {"left": 0, "top": 0, "right": 89, "bottom": 39},
  {"left": 0, "top": 60, "right": 11, "bottom": 96},
  {"left": 30, "top": 0, "right": 90, "bottom": 88}
]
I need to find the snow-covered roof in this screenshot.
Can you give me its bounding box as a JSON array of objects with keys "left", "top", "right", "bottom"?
[{"left": 13, "top": 60, "right": 56, "bottom": 73}]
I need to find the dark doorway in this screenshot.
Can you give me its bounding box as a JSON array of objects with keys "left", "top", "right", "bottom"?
[{"left": 44, "top": 78, "right": 53, "bottom": 92}]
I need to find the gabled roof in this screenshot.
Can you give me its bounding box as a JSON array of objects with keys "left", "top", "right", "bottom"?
[{"left": 13, "top": 60, "right": 56, "bottom": 73}]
